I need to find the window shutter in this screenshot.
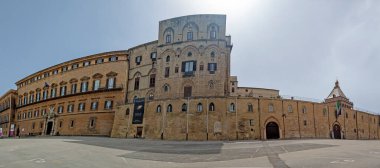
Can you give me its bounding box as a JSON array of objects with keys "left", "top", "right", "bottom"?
[
  {"left": 106, "top": 78, "right": 109, "bottom": 88},
  {"left": 181, "top": 62, "right": 186, "bottom": 72},
  {"left": 113, "top": 78, "right": 116, "bottom": 88},
  {"left": 215, "top": 63, "right": 217, "bottom": 71},
  {"left": 207, "top": 63, "right": 210, "bottom": 71},
  {"left": 193, "top": 61, "right": 196, "bottom": 71}
]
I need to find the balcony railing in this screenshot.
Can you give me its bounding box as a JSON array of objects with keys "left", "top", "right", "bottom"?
[{"left": 16, "top": 85, "right": 123, "bottom": 108}]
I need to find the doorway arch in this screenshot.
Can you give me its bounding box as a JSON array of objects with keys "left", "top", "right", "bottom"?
[
  {"left": 333, "top": 124, "right": 341, "bottom": 139},
  {"left": 266, "top": 122, "right": 280, "bottom": 139}
]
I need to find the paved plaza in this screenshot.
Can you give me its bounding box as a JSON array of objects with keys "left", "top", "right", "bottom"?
[{"left": 0, "top": 137, "right": 380, "bottom": 168}]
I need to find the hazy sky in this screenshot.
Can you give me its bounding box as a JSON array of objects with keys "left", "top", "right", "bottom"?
[{"left": 1, "top": 0, "right": 379, "bottom": 113}]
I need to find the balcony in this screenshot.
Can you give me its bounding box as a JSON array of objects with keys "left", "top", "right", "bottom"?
[
  {"left": 183, "top": 71, "right": 194, "bottom": 77},
  {"left": 16, "top": 85, "right": 123, "bottom": 109}
]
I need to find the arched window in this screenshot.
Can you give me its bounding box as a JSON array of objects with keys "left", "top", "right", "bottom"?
[
  {"left": 182, "top": 103, "right": 187, "bottom": 112},
  {"left": 164, "top": 84, "right": 169, "bottom": 92},
  {"left": 166, "top": 55, "right": 170, "bottom": 62},
  {"left": 209, "top": 103, "right": 215, "bottom": 111},
  {"left": 156, "top": 105, "right": 161, "bottom": 113},
  {"left": 167, "top": 104, "right": 172, "bottom": 112},
  {"left": 269, "top": 103, "right": 274, "bottom": 112},
  {"left": 210, "top": 51, "right": 215, "bottom": 57},
  {"left": 232, "top": 88, "right": 235, "bottom": 93},
  {"left": 210, "top": 26, "right": 217, "bottom": 39},
  {"left": 288, "top": 105, "right": 293, "bottom": 113},
  {"left": 248, "top": 103, "right": 253, "bottom": 112},
  {"left": 126, "top": 108, "right": 130, "bottom": 115},
  {"left": 229, "top": 103, "right": 235, "bottom": 112},
  {"left": 302, "top": 106, "right": 307, "bottom": 113},
  {"left": 197, "top": 103, "right": 203, "bottom": 112}
]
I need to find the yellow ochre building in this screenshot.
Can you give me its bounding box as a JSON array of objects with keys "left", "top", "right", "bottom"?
[{"left": 0, "top": 14, "right": 378, "bottom": 140}]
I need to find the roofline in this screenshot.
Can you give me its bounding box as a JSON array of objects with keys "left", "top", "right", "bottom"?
[
  {"left": 127, "top": 40, "right": 158, "bottom": 51},
  {"left": 15, "top": 50, "right": 128, "bottom": 85},
  {"left": 237, "top": 87, "right": 279, "bottom": 92},
  {"left": 158, "top": 14, "right": 226, "bottom": 23},
  {"left": 0, "top": 89, "right": 17, "bottom": 100}
]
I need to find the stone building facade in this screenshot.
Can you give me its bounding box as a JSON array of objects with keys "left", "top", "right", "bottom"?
[{"left": 1, "top": 14, "right": 379, "bottom": 140}]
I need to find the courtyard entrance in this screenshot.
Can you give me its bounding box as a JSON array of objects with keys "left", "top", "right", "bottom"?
[
  {"left": 46, "top": 122, "right": 53, "bottom": 135},
  {"left": 266, "top": 122, "right": 279, "bottom": 139},
  {"left": 136, "top": 127, "right": 143, "bottom": 138},
  {"left": 333, "top": 124, "right": 341, "bottom": 139}
]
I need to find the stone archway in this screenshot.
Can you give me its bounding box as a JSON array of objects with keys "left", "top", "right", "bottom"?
[
  {"left": 266, "top": 122, "right": 280, "bottom": 139},
  {"left": 333, "top": 124, "right": 341, "bottom": 139}
]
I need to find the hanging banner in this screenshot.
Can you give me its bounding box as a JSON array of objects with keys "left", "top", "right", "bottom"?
[
  {"left": 9, "top": 124, "right": 15, "bottom": 137},
  {"left": 132, "top": 98, "right": 145, "bottom": 124},
  {"left": 335, "top": 100, "right": 342, "bottom": 118}
]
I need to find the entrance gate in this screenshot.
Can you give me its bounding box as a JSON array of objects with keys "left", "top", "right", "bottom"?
[
  {"left": 266, "top": 122, "right": 280, "bottom": 139},
  {"left": 333, "top": 124, "right": 341, "bottom": 139}
]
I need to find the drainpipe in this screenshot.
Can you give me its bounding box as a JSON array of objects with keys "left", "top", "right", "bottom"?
[{"left": 235, "top": 97, "right": 238, "bottom": 140}]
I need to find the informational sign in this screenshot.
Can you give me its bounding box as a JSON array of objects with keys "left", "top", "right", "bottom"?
[
  {"left": 132, "top": 98, "right": 145, "bottom": 124},
  {"left": 10, "top": 124, "right": 15, "bottom": 137}
]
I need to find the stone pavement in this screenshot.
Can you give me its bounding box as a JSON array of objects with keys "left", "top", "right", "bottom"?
[{"left": 0, "top": 136, "right": 380, "bottom": 168}]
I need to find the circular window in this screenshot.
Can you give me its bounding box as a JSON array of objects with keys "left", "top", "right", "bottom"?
[{"left": 187, "top": 52, "right": 192, "bottom": 57}]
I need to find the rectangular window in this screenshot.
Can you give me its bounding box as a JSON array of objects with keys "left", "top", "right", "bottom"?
[
  {"left": 166, "top": 34, "right": 171, "bottom": 43},
  {"left": 71, "top": 84, "right": 77, "bottom": 94},
  {"left": 68, "top": 104, "right": 74, "bottom": 113},
  {"left": 107, "top": 77, "right": 115, "bottom": 89},
  {"left": 53, "top": 70, "right": 59, "bottom": 74},
  {"left": 96, "top": 58, "right": 104, "bottom": 64},
  {"left": 150, "top": 52, "right": 157, "bottom": 61},
  {"left": 208, "top": 63, "right": 217, "bottom": 74},
  {"left": 93, "top": 80, "right": 100, "bottom": 91},
  {"left": 134, "top": 78, "right": 140, "bottom": 90},
  {"left": 83, "top": 61, "right": 91, "bottom": 67},
  {"left": 81, "top": 82, "right": 88, "bottom": 92},
  {"left": 89, "top": 118, "right": 96, "bottom": 128},
  {"left": 72, "top": 63, "right": 79, "bottom": 69},
  {"left": 109, "top": 56, "right": 118, "bottom": 62},
  {"left": 24, "top": 96, "right": 28, "bottom": 105},
  {"left": 91, "top": 102, "right": 98, "bottom": 110},
  {"left": 43, "top": 90, "right": 48, "bottom": 100},
  {"left": 135, "top": 56, "right": 142, "bottom": 65},
  {"left": 175, "top": 67, "right": 179, "bottom": 73},
  {"left": 184, "top": 86, "right": 192, "bottom": 98},
  {"left": 249, "top": 119, "right": 255, "bottom": 126},
  {"left": 182, "top": 61, "right": 197, "bottom": 76},
  {"left": 60, "top": 86, "right": 66, "bottom": 96},
  {"left": 58, "top": 105, "right": 64, "bottom": 113},
  {"left": 70, "top": 120, "right": 75, "bottom": 128},
  {"left": 165, "top": 67, "right": 170, "bottom": 78},
  {"left": 187, "top": 32, "right": 193, "bottom": 41},
  {"left": 29, "top": 94, "right": 34, "bottom": 103},
  {"left": 62, "top": 66, "right": 68, "bottom": 72},
  {"left": 104, "top": 100, "right": 113, "bottom": 110},
  {"left": 200, "top": 65, "right": 204, "bottom": 71},
  {"left": 51, "top": 88, "right": 57, "bottom": 98},
  {"left": 149, "top": 74, "right": 156, "bottom": 87},
  {"left": 36, "top": 92, "right": 41, "bottom": 102},
  {"left": 78, "top": 103, "right": 85, "bottom": 111}
]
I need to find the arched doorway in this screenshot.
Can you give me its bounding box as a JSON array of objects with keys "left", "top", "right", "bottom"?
[
  {"left": 333, "top": 124, "right": 341, "bottom": 139},
  {"left": 266, "top": 122, "right": 279, "bottom": 139}
]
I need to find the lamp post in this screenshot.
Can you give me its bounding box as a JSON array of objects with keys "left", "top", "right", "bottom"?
[{"left": 186, "top": 97, "right": 190, "bottom": 141}]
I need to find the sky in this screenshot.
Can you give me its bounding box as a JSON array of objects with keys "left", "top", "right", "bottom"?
[{"left": 0, "top": 0, "right": 379, "bottom": 113}]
